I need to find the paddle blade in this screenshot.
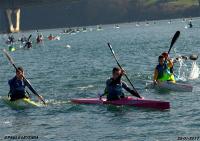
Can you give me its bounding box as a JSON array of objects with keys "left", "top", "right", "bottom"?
[
  {"left": 107, "top": 43, "right": 115, "bottom": 55},
  {"left": 107, "top": 43, "right": 122, "bottom": 69},
  {"left": 2, "top": 49, "right": 15, "bottom": 65},
  {"left": 168, "top": 31, "right": 180, "bottom": 54}
]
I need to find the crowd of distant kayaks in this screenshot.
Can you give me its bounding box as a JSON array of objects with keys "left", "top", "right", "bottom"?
[
  {"left": 2, "top": 18, "right": 195, "bottom": 53},
  {"left": 2, "top": 25, "right": 105, "bottom": 52}
]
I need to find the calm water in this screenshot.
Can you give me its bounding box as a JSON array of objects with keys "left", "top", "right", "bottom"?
[{"left": 0, "top": 18, "right": 200, "bottom": 141}]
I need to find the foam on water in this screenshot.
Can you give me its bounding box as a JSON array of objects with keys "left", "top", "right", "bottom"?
[
  {"left": 77, "top": 85, "right": 94, "bottom": 90},
  {"left": 176, "top": 58, "right": 188, "bottom": 81},
  {"left": 189, "top": 61, "right": 199, "bottom": 80}
]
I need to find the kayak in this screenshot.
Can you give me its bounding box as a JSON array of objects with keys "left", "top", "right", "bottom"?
[
  {"left": 71, "top": 96, "right": 170, "bottom": 110},
  {"left": 48, "top": 36, "right": 60, "bottom": 41},
  {"left": 157, "top": 81, "right": 193, "bottom": 92},
  {"left": 147, "top": 81, "right": 193, "bottom": 92},
  {"left": 2, "top": 97, "right": 42, "bottom": 109}
]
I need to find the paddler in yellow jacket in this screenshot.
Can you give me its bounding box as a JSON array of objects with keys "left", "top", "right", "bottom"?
[
  {"left": 153, "top": 53, "right": 176, "bottom": 84},
  {"left": 162, "top": 52, "right": 175, "bottom": 79}
]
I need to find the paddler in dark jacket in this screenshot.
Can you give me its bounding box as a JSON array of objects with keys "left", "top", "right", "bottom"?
[
  {"left": 24, "top": 35, "right": 32, "bottom": 49},
  {"left": 8, "top": 67, "right": 36, "bottom": 101},
  {"left": 24, "top": 41, "right": 32, "bottom": 49},
  {"left": 100, "top": 67, "right": 140, "bottom": 101}
]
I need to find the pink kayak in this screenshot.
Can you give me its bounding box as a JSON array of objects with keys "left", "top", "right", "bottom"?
[{"left": 71, "top": 96, "right": 170, "bottom": 110}]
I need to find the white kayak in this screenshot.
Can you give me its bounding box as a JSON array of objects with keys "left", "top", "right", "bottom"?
[{"left": 146, "top": 81, "right": 193, "bottom": 92}]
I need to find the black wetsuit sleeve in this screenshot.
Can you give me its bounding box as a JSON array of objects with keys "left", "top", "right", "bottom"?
[
  {"left": 122, "top": 82, "right": 132, "bottom": 93},
  {"left": 24, "top": 79, "right": 38, "bottom": 95},
  {"left": 122, "top": 82, "right": 140, "bottom": 98}
]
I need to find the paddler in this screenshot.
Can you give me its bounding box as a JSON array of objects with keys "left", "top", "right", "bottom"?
[
  {"left": 24, "top": 40, "right": 32, "bottom": 48},
  {"left": 36, "top": 34, "right": 43, "bottom": 43},
  {"left": 162, "top": 52, "right": 174, "bottom": 74},
  {"left": 188, "top": 21, "right": 193, "bottom": 28},
  {"left": 23, "top": 35, "right": 32, "bottom": 48},
  {"left": 8, "top": 67, "right": 37, "bottom": 101},
  {"left": 100, "top": 67, "right": 140, "bottom": 101},
  {"left": 19, "top": 35, "right": 27, "bottom": 44},
  {"left": 48, "top": 34, "right": 54, "bottom": 40},
  {"left": 153, "top": 54, "right": 175, "bottom": 84},
  {"left": 6, "top": 35, "right": 15, "bottom": 45}
]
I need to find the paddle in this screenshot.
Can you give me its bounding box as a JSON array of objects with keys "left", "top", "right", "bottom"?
[
  {"left": 27, "top": 34, "right": 32, "bottom": 41},
  {"left": 168, "top": 31, "right": 180, "bottom": 54},
  {"left": 107, "top": 43, "right": 141, "bottom": 98},
  {"left": 2, "top": 49, "right": 46, "bottom": 105},
  {"left": 162, "top": 31, "right": 180, "bottom": 80},
  {"left": 167, "top": 31, "right": 198, "bottom": 62}
]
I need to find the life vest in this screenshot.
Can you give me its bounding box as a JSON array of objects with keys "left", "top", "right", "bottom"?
[{"left": 156, "top": 63, "right": 176, "bottom": 83}]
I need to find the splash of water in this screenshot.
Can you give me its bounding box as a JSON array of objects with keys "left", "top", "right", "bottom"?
[
  {"left": 176, "top": 58, "right": 188, "bottom": 81},
  {"left": 45, "top": 99, "right": 71, "bottom": 105},
  {"left": 189, "top": 61, "right": 199, "bottom": 80}
]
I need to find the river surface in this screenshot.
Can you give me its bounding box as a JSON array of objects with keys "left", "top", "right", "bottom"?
[{"left": 0, "top": 18, "right": 200, "bottom": 141}]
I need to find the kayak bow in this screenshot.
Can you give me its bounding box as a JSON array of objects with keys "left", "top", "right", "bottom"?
[{"left": 156, "top": 81, "right": 193, "bottom": 92}]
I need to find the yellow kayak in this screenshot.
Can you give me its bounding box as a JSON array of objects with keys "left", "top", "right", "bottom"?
[{"left": 2, "top": 97, "right": 42, "bottom": 109}]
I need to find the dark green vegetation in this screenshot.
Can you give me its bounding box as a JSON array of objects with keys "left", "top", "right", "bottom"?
[{"left": 0, "top": 0, "right": 200, "bottom": 32}]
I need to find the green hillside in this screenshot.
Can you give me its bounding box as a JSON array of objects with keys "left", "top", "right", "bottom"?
[{"left": 146, "top": 0, "right": 199, "bottom": 6}]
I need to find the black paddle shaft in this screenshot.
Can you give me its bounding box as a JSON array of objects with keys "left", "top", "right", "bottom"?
[
  {"left": 27, "top": 34, "right": 32, "bottom": 41},
  {"left": 107, "top": 43, "right": 141, "bottom": 98}
]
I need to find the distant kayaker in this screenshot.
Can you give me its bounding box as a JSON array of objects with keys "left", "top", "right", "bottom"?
[
  {"left": 9, "top": 35, "right": 15, "bottom": 43},
  {"left": 188, "top": 21, "right": 193, "bottom": 28},
  {"left": 19, "top": 35, "right": 27, "bottom": 44},
  {"left": 100, "top": 67, "right": 140, "bottom": 101},
  {"left": 23, "top": 35, "right": 32, "bottom": 48},
  {"left": 8, "top": 67, "right": 37, "bottom": 101},
  {"left": 24, "top": 40, "right": 32, "bottom": 48},
  {"left": 6, "top": 35, "right": 15, "bottom": 45},
  {"left": 153, "top": 54, "right": 175, "bottom": 84},
  {"left": 36, "top": 34, "right": 43, "bottom": 43},
  {"left": 48, "top": 34, "right": 54, "bottom": 40}
]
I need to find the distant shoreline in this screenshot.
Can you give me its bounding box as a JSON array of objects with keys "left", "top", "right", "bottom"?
[
  {"left": 0, "top": 0, "right": 200, "bottom": 33},
  {"left": 0, "top": 16, "right": 200, "bottom": 35}
]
